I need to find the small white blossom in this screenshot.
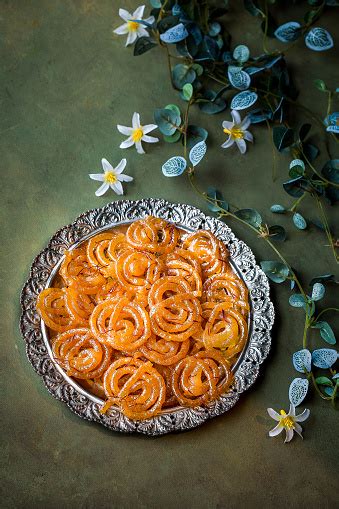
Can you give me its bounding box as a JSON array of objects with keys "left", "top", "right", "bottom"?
[
  {"left": 267, "top": 404, "right": 310, "bottom": 443},
  {"left": 113, "top": 5, "right": 155, "bottom": 46},
  {"left": 221, "top": 109, "right": 253, "bottom": 154},
  {"left": 117, "top": 112, "right": 159, "bottom": 154},
  {"left": 89, "top": 158, "right": 133, "bottom": 197}
]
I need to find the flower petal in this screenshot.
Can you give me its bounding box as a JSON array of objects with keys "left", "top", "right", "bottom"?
[
  {"left": 120, "top": 137, "right": 134, "bottom": 149},
  {"left": 221, "top": 138, "right": 234, "bottom": 149},
  {"left": 294, "top": 408, "right": 310, "bottom": 422},
  {"left": 269, "top": 423, "right": 283, "bottom": 437},
  {"left": 240, "top": 117, "right": 251, "bottom": 130},
  {"left": 132, "top": 112, "right": 141, "bottom": 129},
  {"left": 135, "top": 140, "right": 145, "bottom": 154},
  {"left": 117, "top": 125, "right": 133, "bottom": 135},
  {"left": 118, "top": 174, "right": 133, "bottom": 182},
  {"left": 235, "top": 138, "right": 247, "bottom": 154},
  {"left": 143, "top": 123, "right": 158, "bottom": 134},
  {"left": 101, "top": 158, "right": 113, "bottom": 172},
  {"left": 222, "top": 120, "right": 234, "bottom": 129},
  {"left": 294, "top": 423, "right": 303, "bottom": 435},
  {"left": 114, "top": 158, "right": 127, "bottom": 174},
  {"left": 113, "top": 23, "right": 129, "bottom": 35},
  {"left": 89, "top": 173, "right": 104, "bottom": 182},
  {"left": 119, "top": 8, "right": 132, "bottom": 22},
  {"left": 145, "top": 16, "right": 155, "bottom": 24},
  {"left": 137, "top": 27, "right": 149, "bottom": 38},
  {"left": 284, "top": 428, "right": 294, "bottom": 443},
  {"left": 267, "top": 408, "right": 281, "bottom": 421},
  {"left": 142, "top": 134, "right": 159, "bottom": 143},
  {"left": 95, "top": 182, "right": 109, "bottom": 197},
  {"left": 231, "top": 109, "right": 241, "bottom": 125},
  {"left": 244, "top": 131, "right": 253, "bottom": 142},
  {"left": 126, "top": 30, "right": 137, "bottom": 46},
  {"left": 111, "top": 181, "right": 124, "bottom": 195},
  {"left": 133, "top": 5, "right": 145, "bottom": 19}
]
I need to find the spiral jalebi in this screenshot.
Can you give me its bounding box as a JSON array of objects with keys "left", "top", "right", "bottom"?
[{"left": 36, "top": 217, "right": 250, "bottom": 421}]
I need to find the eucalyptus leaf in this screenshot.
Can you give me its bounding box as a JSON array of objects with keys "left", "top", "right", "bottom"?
[
  {"left": 161, "top": 156, "right": 187, "bottom": 177},
  {"left": 274, "top": 21, "right": 301, "bottom": 42},
  {"left": 273, "top": 126, "right": 294, "bottom": 151},
  {"left": 311, "top": 282, "right": 325, "bottom": 301},
  {"left": 309, "top": 274, "right": 334, "bottom": 286},
  {"left": 323, "top": 386, "right": 334, "bottom": 397},
  {"left": 322, "top": 160, "right": 339, "bottom": 185},
  {"left": 260, "top": 261, "right": 289, "bottom": 283},
  {"left": 182, "top": 83, "right": 193, "bottom": 101},
  {"left": 289, "top": 294, "right": 306, "bottom": 307},
  {"left": 293, "top": 212, "right": 307, "bottom": 230},
  {"left": 269, "top": 225, "right": 286, "bottom": 241},
  {"left": 207, "top": 187, "right": 229, "bottom": 213},
  {"left": 208, "top": 22, "right": 221, "bottom": 37},
  {"left": 289, "top": 159, "right": 305, "bottom": 178},
  {"left": 247, "top": 108, "right": 272, "bottom": 123},
  {"left": 189, "top": 141, "right": 207, "bottom": 167},
  {"left": 312, "top": 321, "right": 336, "bottom": 345},
  {"left": 303, "top": 143, "right": 319, "bottom": 161},
  {"left": 314, "top": 79, "right": 327, "bottom": 92},
  {"left": 186, "top": 125, "right": 208, "bottom": 149},
  {"left": 228, "top": 66, "right": 251, "bottom": 90},
  {"left": 163, "top": 131, "right": 182, "bottom": 143},
  {"left": 315, "top": 376, "right": 333, "bottom": 387},
  {"left": 230, "top": 91, "right": 258, "bottom": 110},
  {"left": 164, "top": 104, "right": 181, "bottom": 120},
  {"left": 154, "top": 108, "right": 181, "bottom": 136},
  {"left": 312, "top": 348, "right": 338, "bottom": 369},
  {"left": 244, "top": 0, "right": 264, "bottom": 17},
  {"left": 198, "top": 90, "right": 227, "bottom": 114},
  {"left": 299, "top": 123, "right": 312, "bottom": 141},
  {"left": 270, "top": 204, "right": 286, "bottom": 214},
  {"left": 234, "top": 208, "right": 262, "bottom": 228},
  {"left": 293, "top": 349, "right": 312, "bottom": 373},
  {"left": 134, "top": 37, "right": 157, "bottom": 56},
  {"left": 283, "top": 177, "right": 307, "bottom": 198},
  {"left": 172, "top": 64, "right": 196, "bottom": 89},
  {"left": 289, "top": 378, "right": 309, "bottom": 406},
  {"left": 233, "top": 45, "right": 250, "bottom": 63},
  {"left": 305, "top": 27, "right": 334, "bottom": 51}
]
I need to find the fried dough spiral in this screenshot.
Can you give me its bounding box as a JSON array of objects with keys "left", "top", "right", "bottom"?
[{"left": 36, "top": 216, "right": 250, "bottom": 420}]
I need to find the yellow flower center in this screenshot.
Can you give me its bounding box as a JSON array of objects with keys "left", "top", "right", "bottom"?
[
  {"left": 128, "top": 20, "right": 139, "bottom": 32},
  {"left": 279, "top": 410, "right": 295, "bottom": 429},
  {"left": 223, "top": 126, "right": 244, "bottom": 140},
  {"left": 132, "top": 128, "right": 144, "bottom": 142},
  {"left": 104, "top": 171, "right": 117, "bottom": 184}
]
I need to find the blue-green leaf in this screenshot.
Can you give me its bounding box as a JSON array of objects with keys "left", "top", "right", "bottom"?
[
  {"left": 172, "top": 64, "right": 196, "bottom": 89},
  {"left": 273, "top": 126, "right": 294, "bottom": 151},
  {"left": 289, "top": 159, "right": 305, "bottom": 178},
  {"left": 234, "top": 208, "right": 262, "bottom": 228},
  {"left": 274, "top": 21, "right": 301, "bottom": 42},
  {"left": 189, "top": 141, "right": 207, "bottom": 167},
  {"left": 293, "top": 349, "right": 312, "bottom": 373},
  {"left": 283, "top": 177, "right": 307, "bottom": 197},
  {"left": 154, "top": 108, "right": 181, "bottom": 136},
  {"left": 289, "top": 294, "right": 306, "bottom": 307},
  {"left": 315, "top": 376, "right": 333, "bottom": 387},
  {"left": 208, "top": 22, "right": 221, "bottom": 37},
  {"left": 160, "top": 23, "right": 188, "bottom": 44},
  {"left": 260, "top": 261, "right": 289, "bottom": 283},
  {"left": 133, "top": 37, "right": 157, "bottom": 55},
  {"left": 186, "top": 125, "right": 208, "bottom": 149},
  {"left": 228, "top": 66, "right": 251, "bottom": 90},
  {"left": 163, "top": 131, "right": 182, "bottom": 143},
  {"left": 311, "top": 282, "right": 325, "bottom": 301},
  {"left": 293, "top": 212, "right": 307, "bottom": 230},
  {"left": 323, "top": 386, "right": 334, "bottom": 397},
  {"left": 312, "top": 321, "right": 336, "bottom": 345},
  {"left": 233, "top": 44, "right": 250, "bottom": 63},
  {"left": 289, "top": 378, "right": 309, "bottom": 406},
  {"left": 207, "top": 187, "right": 229, "bottom": 213},
  {"left": 305, "top": 27, "right": 334, "bottom": 51},
  {"left": 162, "top": 156, "right": 187, "bottom": 177},
  {"left": 182, "top": 83, "right": 193, "bottom": 101},
  {"left": 230, "top": 91, "right": 258, "bottom": 110},
  {"left": 269, "top": 225, "right": 286, "bottom": 242},
  {"left": 198, "top": 90, "right": 227, "bottom": 114},
  {"left": 312, "top": 348, "right": 338, "bottom": 368},
  {"left": 314, "top": 79, "right": 327, "bottom": 92},
  {"left": 270, "top": 204, "right": 286, "bottom": 214},
  {"left": 309, "top": 274, "right": 335, "bottom": 286}
]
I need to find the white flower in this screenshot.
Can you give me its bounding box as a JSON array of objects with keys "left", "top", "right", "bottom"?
[
  {"left": 221, "top": 110, "right": 253, "bottom": 154},
  {"left": 89, "top": 158, "right": 133, "bottom": 197},
  {"left": 113, "top": 5, "right": 155, "bottom": 46},
  {"left": 267, "top": 404, "right": 310, "bottom": 443},
  {"left": 117, "top": 112, "right": 159, "bottom": 154}
]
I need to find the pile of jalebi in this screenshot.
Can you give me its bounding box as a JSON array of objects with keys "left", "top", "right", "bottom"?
[{"left": 36, "top": 216, "right": 249, "bottom": 420}]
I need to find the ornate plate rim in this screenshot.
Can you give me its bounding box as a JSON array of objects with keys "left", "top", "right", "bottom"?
[{"left": 20, "top": 198, "right": 275, "bottom": 435}]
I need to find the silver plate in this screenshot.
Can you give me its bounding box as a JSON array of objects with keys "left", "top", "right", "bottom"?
[{"left": 20, "top": 199, "right": 274, "bottom": 435}]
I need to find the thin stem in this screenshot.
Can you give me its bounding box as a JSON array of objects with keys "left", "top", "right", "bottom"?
[
  {"left": 315, "top": 307, "right": 339, "bottom": 322},
  {"left": 315, "top": 195, "right": 339, "bottom": 263},
  {"left": 164, "top": 45, "right": 176, "bottom": 90},
  {"left": 262, "top": 0, "right": 269, "bottom": 54},
  {"left": 265, "top": 119, "right": 277, "bottom": 181},
  {"left": 300, "top": 146, "right": 339, "bottom": 189},
  {"left": 302, "top": 314, "right": 309, "bottom": 349},
  {"left": 326, "top": 91, "right": 332, "bottom": 117},
  {"left": 289, "top": 193, "right": 306, "bottom": 212},
  {"left": 309, "top": 372, "right": 332, "bottom": 401}
]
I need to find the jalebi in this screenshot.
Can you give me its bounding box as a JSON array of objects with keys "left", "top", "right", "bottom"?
[{"left": 36, "top": 216, "right": 250, "bottom": 421}]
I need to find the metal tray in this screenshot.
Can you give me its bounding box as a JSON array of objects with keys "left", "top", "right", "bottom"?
[{"left": 20, "top": 199, "right": 275, "bottom": 435}]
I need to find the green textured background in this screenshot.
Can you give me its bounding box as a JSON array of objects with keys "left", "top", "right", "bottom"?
[{"left": 1, "top": 1, "right": 338, "bottom": 508}]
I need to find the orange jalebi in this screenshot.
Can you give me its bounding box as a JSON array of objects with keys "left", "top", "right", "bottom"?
[{"left": 36, "top": 217, "right": 250, "bottom": 420}]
